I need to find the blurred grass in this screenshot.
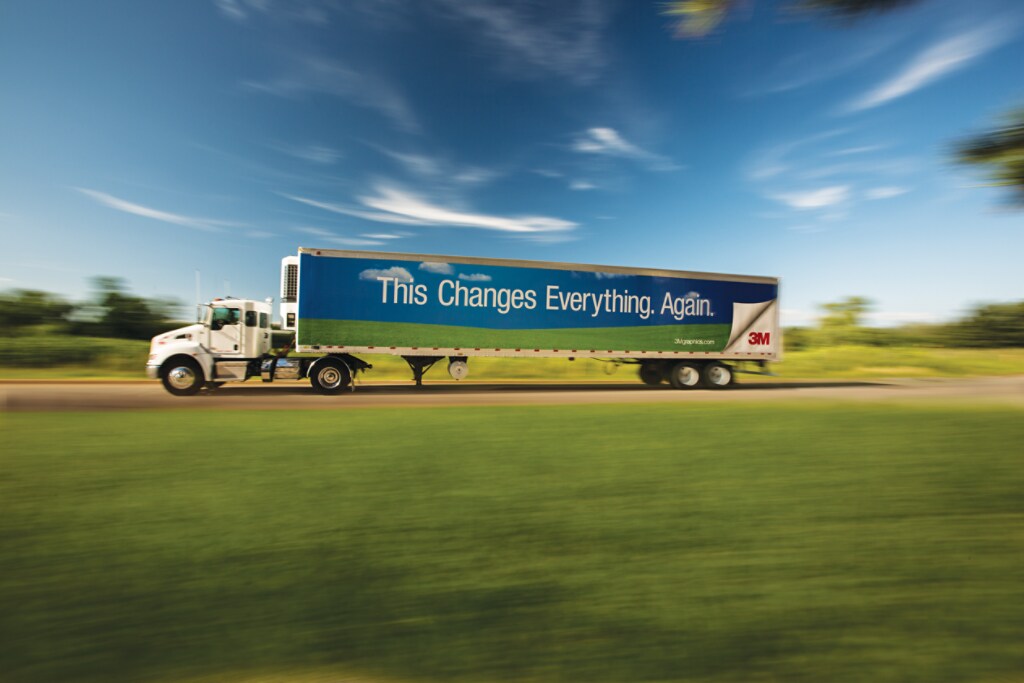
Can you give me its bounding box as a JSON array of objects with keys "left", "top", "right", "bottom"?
[
  {"left": 2, "top": 403, "right": 1023, "bottom": 683},
  {"left": 1, "top": 334, "right": 1023, "bottom": 381}
]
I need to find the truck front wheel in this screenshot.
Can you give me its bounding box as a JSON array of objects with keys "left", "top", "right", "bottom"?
[
  {"left": 160, "top": 358, "right": 205, "bottom": 396},
  {"left": 309, "top": 358, "right": 351, "bottom": 395}
]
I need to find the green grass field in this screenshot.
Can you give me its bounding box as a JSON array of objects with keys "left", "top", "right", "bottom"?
[{"left": 3, "top": 403, "right": 1022, "bottom": 683}]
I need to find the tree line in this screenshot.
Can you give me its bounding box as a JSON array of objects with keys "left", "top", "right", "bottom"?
[
  {"left": 1, "top": 277, "right": 178, "bottom": 340},
  {"left": 2, "top": 281, "right": 1022, "bottom": 349},
  {"left": 784, "top": 296, "right": 1024, "bottom": 349}
]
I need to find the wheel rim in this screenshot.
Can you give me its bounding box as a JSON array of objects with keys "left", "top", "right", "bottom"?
[
  {"left": 677, "top": 366, "right": 700, "bottom": 386},
  {"left": 707, "top": 365, "right": 731, "bottom": 386},
  {"left": 318, "top": 366, "right": 343, "bottom": 389},
  {"left": 167, "top": 366, "right": 196, "bottom": 390}
]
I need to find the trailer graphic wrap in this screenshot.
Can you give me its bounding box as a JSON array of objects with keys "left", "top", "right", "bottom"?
[{"left": 297, "top": 252, "right": 778, "bottom": 354}]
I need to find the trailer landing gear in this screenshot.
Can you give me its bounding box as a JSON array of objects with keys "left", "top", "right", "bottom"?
[{"left": 403, "top": 356, "right": 444, "bottom": 387}]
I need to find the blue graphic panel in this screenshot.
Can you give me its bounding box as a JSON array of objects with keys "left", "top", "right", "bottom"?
[{"left": 298, "top": 253, "right": 776, "bottom": 330}]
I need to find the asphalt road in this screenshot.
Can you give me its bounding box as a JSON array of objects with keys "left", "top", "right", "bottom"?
[{"left": 2, "top": 376, "right": 1023, "bottom": 411}]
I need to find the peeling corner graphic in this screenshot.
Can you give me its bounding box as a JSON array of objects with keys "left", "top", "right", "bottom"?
[{"left": 724, "top": 300, "right": 779, "bottom": 354}]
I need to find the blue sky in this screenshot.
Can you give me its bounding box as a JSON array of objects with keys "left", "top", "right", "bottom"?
[{"left": 1, "top": 0, "right": 1021, "bottom": 326}]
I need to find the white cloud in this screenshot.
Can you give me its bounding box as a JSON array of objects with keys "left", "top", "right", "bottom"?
[
  {"left": 373, "top": 147, "right": 500, "bottom": 186},
  {"left": 379, "top": 149, "right": 442, "bottom": 176},
  {"left": 458, "top": 273, "right": 492, "bottom": 282},
  {"left": 772, "top": 186, "right": 849, "bottom": 210},
  {"left": 865, "top": 186, "right": 909, "bottom": 200},
  {"left": 533, "top": 169, "right": 563, "bottom": 178},
  {"left": 244, "top": 57, "right": 419, "bottom": 133},
  {"left": 271, "top": 142, "right": 341, "bottom": 165},
  {"left": 294, "top": 226, "right": 385, "bottom": 247},
  {"left": 844, "top": 22, "right": 1016, "bottom": 113},
  {"left": 572, "top": 127, "right": 680, "bottom": 171},
  {"left": 295, "top": 226, "right": 333, "bottom": 238},
  {"left": 362, "top": 233, "right": 403, "bottom": 240},
  {"left": 745, "top": 35, "right": 898, "bottom": 97},
  {"left": 77, "top": 188, "right": 240, "bottom": 232},
  {"left": 574, "top": 127, "right": 643, "bottom": 156},
  {"left": 214, "top": 0, "right": 247, "bottom": 21},
  {"left": 744, "top": 128, "right": 853, "bottom": 182},
  {"left": 283, "top": 194, "right": 433, "bottom": 226},
  {"left": 435, "top": 0, "right": 614, "bottom": 85},
  {"left": 419, "top": 262, "right": 454, "bottom": 275},
  {"left": 570, "top": 180, "right": 597, "bottom": 190},
  {"left": 453, "top": 167, "right": 500, "bottom": 185},
  {"left": 286, "top": 184, "right": 577, "bottom": 237},
  {"left": 828, "top": 145, "right": 887, "bottom": 157},
  {"left": 594, "top": 272, "right": 628, "bottom": 280},
  {"left": 359, "top": 267, "right": 413, "bottom": 282},
  {"left": 356, "top": 184, "right": 577, "bottom": 234}
]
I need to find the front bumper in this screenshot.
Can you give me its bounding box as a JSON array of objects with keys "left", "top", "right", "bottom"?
[{"left": 145, "top": 363, "right": 160, "bottom": 380}]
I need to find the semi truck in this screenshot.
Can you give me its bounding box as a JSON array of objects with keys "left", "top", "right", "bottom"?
[{"left": 147, "top": 248, "right": 780, "bottom": 395}]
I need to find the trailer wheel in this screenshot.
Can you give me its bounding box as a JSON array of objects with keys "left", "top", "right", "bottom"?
[
  {"left": 160, "top": 358, "right": 205, "bottom": 396},
  {"left": 701, "top": 362, "right": 733, "bottom": 389},
  {"left": 668, "top": 361, "right": 702, "bottom": 390},
  {"left": 309, "top": 358, "right": 351, "bottom": 395},
  {"left": 639, "top": 362, "right": 665, "bottom": 386}
]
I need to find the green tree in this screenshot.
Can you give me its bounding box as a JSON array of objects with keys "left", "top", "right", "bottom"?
[
  {"left": 820, "top": 296, "right": 872, "bottom": 329},
  {"left": 955, "top": 109, "right": 1024, "bottom": 206},
  {"left": 71, "top": 277, "right": 178, "bottom": 340},
  {"left": 0, "top": 289, "right": 74, "bottom": 330},
  {"left": 662, "top": 0, "right": 919, "bottom": 38},
  {"left": 812, "top": 296, "right": 890, "bottom": 346},
  {"left": 949, "top": 301, "right": 1024, "bottom": 347}
]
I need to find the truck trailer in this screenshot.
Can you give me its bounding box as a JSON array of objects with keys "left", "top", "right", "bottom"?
[{"left": 147, "top": 248, "right": 780, "bottom": 395}]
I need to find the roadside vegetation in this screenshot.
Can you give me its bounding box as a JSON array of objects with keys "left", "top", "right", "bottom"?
[
  {"left": 3, "top": 403, "right": 1022, "bottom": 683},
  {"left": 2, "top": 283, "right": 1023, "bottom": 380}
]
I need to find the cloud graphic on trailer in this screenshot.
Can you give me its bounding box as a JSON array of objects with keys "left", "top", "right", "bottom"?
[
  {"left": 458, "top": 273, "right": 492, "bottom": 282},
  {"left": 359, "top": 267, "right": 413, "bottom": 282},
  {"left": 419, "top": 262, "right": 453, "bottom": 275},
  {"left": 684, "top": 291, "right": 700, "bottom": 299}
]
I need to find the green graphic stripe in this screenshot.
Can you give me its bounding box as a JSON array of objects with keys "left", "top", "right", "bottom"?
[{"left": 299, "top": 319, "right": 732, "bottom": 352}]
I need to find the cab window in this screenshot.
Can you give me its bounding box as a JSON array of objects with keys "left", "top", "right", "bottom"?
[
  {"left": 211, "top": 307, "right": 240, "bottom": 329},
  {"left": 245, "top": 311, "right": 258, "bottom": 327},
  {"left": 259, "top": 312, "right": 269, "bottom": 329}
]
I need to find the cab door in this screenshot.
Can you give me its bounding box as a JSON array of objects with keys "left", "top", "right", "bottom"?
[{"left": 210, "top": 306, "right": 241, "bottom": 354}]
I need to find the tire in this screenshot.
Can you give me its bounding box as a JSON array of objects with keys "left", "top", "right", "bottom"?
[
  {"left": 702, "top": 362, "right": 734, "bottom": 389},
  {"left": 639, "top": 362, "right": 664, "bottom": 386},
  {"left": 309, "top": 357, "right": 351, "bottom": 395},
  {"left": 160, "top": 358, "right": 205, "bottom": 396},
  {"left": 668, "top": 361, "right": 702, "bottom": 390}
]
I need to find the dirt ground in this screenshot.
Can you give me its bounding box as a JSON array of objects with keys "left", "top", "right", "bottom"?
[{"left": 2, "top": 376, "right": 1023, "bottom": 411}]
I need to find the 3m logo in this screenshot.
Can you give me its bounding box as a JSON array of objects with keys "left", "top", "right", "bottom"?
[{"left": 748, "top": 331, "right": 771, "bottom": 346}]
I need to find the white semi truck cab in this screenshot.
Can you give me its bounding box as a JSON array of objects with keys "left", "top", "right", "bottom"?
[{"left": 146, "top": 298, "right": 275, "bottom": 394}]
